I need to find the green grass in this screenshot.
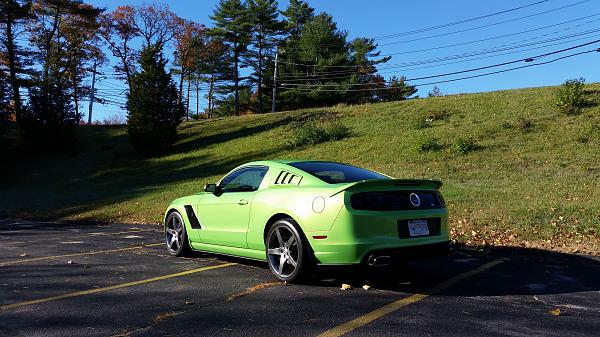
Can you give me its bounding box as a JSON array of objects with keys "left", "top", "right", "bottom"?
[{"left": 2, "top": 84, "right": 600, "bottom": 253}]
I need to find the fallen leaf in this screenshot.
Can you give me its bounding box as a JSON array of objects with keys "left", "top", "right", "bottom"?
[
  {"left": 362, "top": 285, "right": 371, "bottom": 290},
  {"left": 549, "top": 308, "right": 561, "bottom": 316},
  {"left": 340, "top": 284, "right": 352, "bottom": 290}
]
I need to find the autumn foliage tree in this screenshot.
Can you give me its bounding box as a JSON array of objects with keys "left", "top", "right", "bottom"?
[
  {"left": 173, "top": 19, "right": 204, "bottom": 111},
  {"left": 99, "top": 6, "right": 137, "bottom": 90},
  {"left": 195, "top": 36, "right": 229, "bottom": 117}
]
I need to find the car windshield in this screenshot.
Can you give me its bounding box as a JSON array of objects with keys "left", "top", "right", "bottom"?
[{"left": 288, "top": 161, "right": 389, "bottom": 184}]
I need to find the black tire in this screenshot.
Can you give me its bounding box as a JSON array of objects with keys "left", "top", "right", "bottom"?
[
  {"left": 165, "top": 211, "right": 192, "bottom": 256},
  {"left": 265, "top": 218, "right": 312, "bottom": 283}
]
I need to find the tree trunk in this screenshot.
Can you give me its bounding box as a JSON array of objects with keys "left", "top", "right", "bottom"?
[
  {"left": 43, "top": 5, "right": 61, "bottom": 86},
  {"left": 208, "top": 69, "right": 215, "bottom": 119},
  {"left": 4, "top": 15, "right": 22, "bottom": 121},
  {"left": 73, "top": 81, "right": 80, "bottom": 123},
  {"left": 233, "top": 41, "right": 239, "bottom": 116},
  {"left": 186, "top": 76, "right": 191, "bottom": 120},
  {"left": 195, "top": 79, "right": 199, "bottom": 117},
  {"left": 257, "top": 32, "right": 262, "bottom": 114},
  {"left": 178, "top": 65, "right": 184, "bottom": 108}
]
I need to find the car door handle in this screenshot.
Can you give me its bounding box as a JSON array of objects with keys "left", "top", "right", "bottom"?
[{"left": 238, "top": 199, "right": 249, "bottom": 205}]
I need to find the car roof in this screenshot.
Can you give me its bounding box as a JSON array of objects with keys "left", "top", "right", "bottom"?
[{"left": 245, "top": 159, "right": 344, "bottom": 166}]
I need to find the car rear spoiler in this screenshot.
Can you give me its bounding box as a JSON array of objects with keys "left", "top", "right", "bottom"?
[{"left": 329, "top": 179, "right": 443, "bottom": 197}]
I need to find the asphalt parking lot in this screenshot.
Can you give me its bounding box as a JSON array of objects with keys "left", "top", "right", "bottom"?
[{"left": 1, "top": 219, "right": 599, "bottom": 337}]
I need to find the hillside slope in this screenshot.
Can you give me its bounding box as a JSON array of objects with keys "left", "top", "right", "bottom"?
[{"left": 1, "top": 84, "right": 599, "bottom": 253}]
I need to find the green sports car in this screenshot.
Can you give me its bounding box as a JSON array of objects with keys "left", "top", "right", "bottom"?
[{"left": 164, "top": 160, "right": 450, "bottom": 282}]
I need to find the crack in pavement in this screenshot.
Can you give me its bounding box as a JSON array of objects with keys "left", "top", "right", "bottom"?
[{"left": 111, "top": 281, "right": 285, "bottom": 336}]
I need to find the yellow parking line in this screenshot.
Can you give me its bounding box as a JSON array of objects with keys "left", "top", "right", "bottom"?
[
  {"left": 89, "top": 229, "right": 157, "bottom": 236},
  {"left": 318, "top": 258, "right": 507, "bottom": 337},
  {"left": 0, "top": 262, "right": 237, "bottom": 311},
  {"left": 2, "top": 229, "right": 158, "bottom": 246},
  {"left": 0, "top": 243, "right": 163, "bottom": 267}
]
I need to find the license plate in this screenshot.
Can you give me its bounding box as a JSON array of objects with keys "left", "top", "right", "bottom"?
[{"left": 407, "top": 220, "right": 430, "bottom": 237}]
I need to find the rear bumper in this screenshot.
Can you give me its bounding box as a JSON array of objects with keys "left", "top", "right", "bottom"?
[
  {"left": 312, "top": 239, "right": 451, "bottom": 265},
  {"left": 363, "top": 240, "right": 452, "bottom": 264},
  {"left": 308, "top": 206, "right": 450, "bottom": 265}
]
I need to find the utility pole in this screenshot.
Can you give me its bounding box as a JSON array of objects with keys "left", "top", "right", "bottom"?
[
  {"left": 271, "top": 47, "right": 278, "bottom": 113},
  {"left": 87, "top": 62, "right": 97, "bottom": 125}
]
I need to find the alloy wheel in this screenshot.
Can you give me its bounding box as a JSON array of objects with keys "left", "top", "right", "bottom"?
[
  {"left": 165, "top": 213, "right": 184, "bottom": 254},
  {"left": 267, "top": 225, "right": 300, "bottom": 278}
]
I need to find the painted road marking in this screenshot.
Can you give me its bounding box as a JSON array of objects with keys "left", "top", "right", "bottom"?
[
  {"left": 0, "top": 262, "right": 237, "bottom": 310},
  {"left": 318, "top": 258, "right": 507, "bottom": 337},
  {"left": 2, "top": 229, "right": 158, "bottom": 246},
  {"left": 0, "top": 243, "right": 163, "bottom": 267}
]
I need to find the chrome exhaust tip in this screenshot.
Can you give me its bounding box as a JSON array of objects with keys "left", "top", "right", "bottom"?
[{"left": 367, "top": 255, "right": 391, "bottom": 266}]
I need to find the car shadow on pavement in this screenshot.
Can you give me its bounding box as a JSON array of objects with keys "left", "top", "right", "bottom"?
[
  {"left": 205, "top": 245, "right": 600, "bottom": 298},
  {"left": 312, "top": 245, "right": 600, "bottom": 297}
]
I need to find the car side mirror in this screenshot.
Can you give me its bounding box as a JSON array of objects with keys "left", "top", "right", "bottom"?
[{"left": 204, "top": 183, "right": 217, "bottom": 193}]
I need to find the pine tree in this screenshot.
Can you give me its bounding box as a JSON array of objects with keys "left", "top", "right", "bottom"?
[
  {"left": 279, "top": 0, "right": 314, "bottom": 85},
  {"left": 428, "top": 86, "right": 443, "bottom": 97},
  {"left": 209, "top": 0, "right": 252, "bottom": 116},
  {"left": 127, "top": 45, "right": 183, "bottom": 152},
  {"left": 280, "top": 13, "right": 352, "bottom": 107},
  {"left": 281, "top": 0, "right": 313, "bottom": 39},
  {"left": 378, "top": 76, "right": 417, "bottom": 102},
  {"left": 348, "top": 37, "right": 390, "bottom": 103},
  {"left": 246, "top": 0, "right": 283, "bottom": 113}
]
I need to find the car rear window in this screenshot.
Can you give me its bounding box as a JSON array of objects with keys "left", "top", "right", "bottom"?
[{"left": 287, "top": 161, "right": 388, "bottom": 184}]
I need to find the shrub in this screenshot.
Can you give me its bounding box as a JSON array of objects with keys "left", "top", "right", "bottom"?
[
  {"left": 411, "top": 117, "right": 430, "bottom": 130},
  {"left": 452, "top": 137, "right": 479, "bottom": 154},
  {"left": 411, "top": 109, "right": 450, "bottom": 129},
  {"left": 500, "top": 121, "right": 512, "bottom": 129},
  {"left": 555, "top": 78, "right": 585, "bottom": 115},
  {"left": 514, "top": 117, "right": 535, "bottom": 132},
  {"left": 416, "top": 136, "right": 444, "bottom": 152},
  {"left": 288, "top": 118, "right": 350, "bottom": 148},
  {"left": 428, "top": 109, "right": 450, "bottom": 121}
]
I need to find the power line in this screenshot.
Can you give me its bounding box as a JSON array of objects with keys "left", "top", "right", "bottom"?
[
  {"left": 271, "top": 0, "right": 590, "bottom": 53},
  {"left": 276, "top": 27, "right": 600, "bottom": 80},
  {"left": 374, "top": 0, "right": 553, "bottom": 40},
  {"left": 279, "top": 39, "right": 600, "bottom": 88},
  {"left": 378, "top": 13, "right": 600, "bottom": 54},
  {"left": 280, "top": 46, "right": 600, "bottom": 92},
  {"left": 277, "top": 24, "right": 600, "bottom": 70},
  {"left": 276, "top": 20, "right": 600, "bottom": 81}
]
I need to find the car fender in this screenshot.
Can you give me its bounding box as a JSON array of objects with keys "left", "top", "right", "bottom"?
[
  {"left": 245, "top": 189, "right": 344, "bottom": 250},
  {"left": 164, "top": 194, "right": 204, "bottom": 242}
]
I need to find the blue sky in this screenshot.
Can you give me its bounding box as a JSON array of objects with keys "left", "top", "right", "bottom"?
[{"left": 85, "top": 0, "right": 600, "bottom": 122}]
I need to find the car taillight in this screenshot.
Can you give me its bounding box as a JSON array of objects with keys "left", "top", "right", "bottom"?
[{"left": 350, "top": 191, "right": 445, "bottom": 211}]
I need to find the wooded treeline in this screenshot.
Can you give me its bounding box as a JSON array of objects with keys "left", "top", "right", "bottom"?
[{"left": 1, "top": 0, "right": 415, "bottom": 151}]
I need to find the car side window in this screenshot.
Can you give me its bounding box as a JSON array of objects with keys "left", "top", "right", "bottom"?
[{"left": 219, "top": 166, "right": 269, "bottom": 193}]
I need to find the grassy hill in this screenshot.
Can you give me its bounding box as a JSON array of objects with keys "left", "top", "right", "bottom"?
[{"left": 1, "top": 84, "right": 599, "bottom": 254}]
